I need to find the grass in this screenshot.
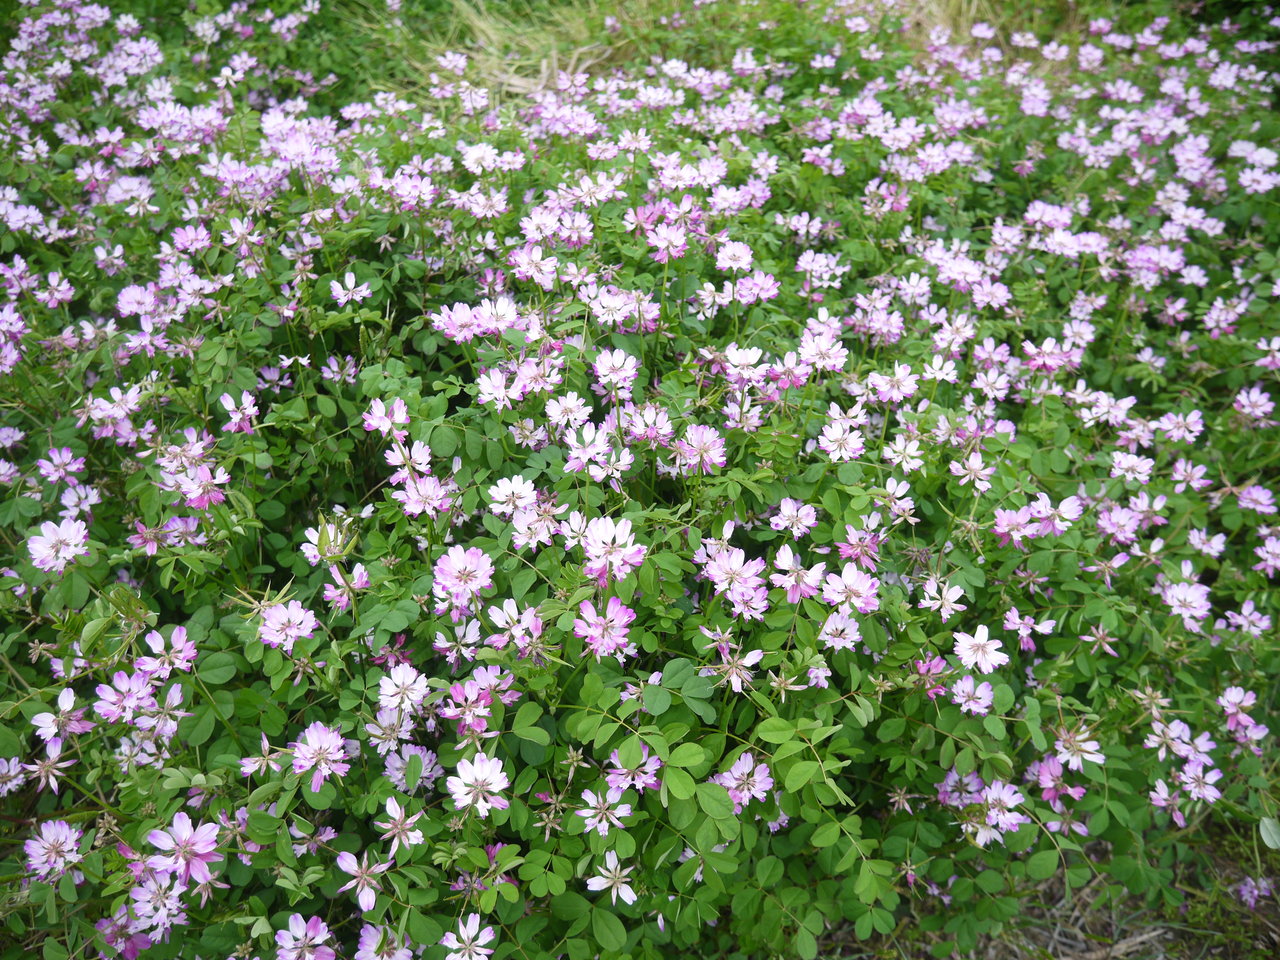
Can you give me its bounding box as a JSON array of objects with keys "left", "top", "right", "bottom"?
[{"left": 342, "top": 0, "right": 682, "bottom": 98}]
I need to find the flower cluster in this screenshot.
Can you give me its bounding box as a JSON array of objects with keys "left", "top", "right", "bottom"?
[{"left": 3, "top": 1, "right": 1279, "bottom": 958}]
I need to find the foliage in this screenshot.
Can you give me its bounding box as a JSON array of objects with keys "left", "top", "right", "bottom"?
[{"left": 1, "top": 1, "right": 1279, "bottom": 959}]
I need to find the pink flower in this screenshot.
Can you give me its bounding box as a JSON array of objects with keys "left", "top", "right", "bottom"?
[
  {"left": 573, "top": 597, "right": 636, "bottom": 661},
  {"left": 674, "top": 424, "right": 726, "bottom": 475},
  {"left": 433, "top": 546, "right": 495, "bottom": 612},
  {"left": 146, "top": 812, "right": 221, "bottom": 885},
  {"left": 446, "top": 752, "right": 509, "bottom": 818},
  {"left": 290, "top": 722, "right": 350, "bottom": 793},
  {"left": 276, "top": 914, "right": 335, "bottom": 960}
]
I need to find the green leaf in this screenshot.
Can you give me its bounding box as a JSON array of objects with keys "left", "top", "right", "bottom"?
[
  {"left": 695, "top": 782, "right": 735, "bottom": 820},
  {"left": 183, "top": 706, "right": 216, "bottom": 747},
  {"left": 876, "top": 717, "right": 906, "bottom": 742},
  {"left": 1261, "top": 818, "right": 1280, "bottom": 850},
  {"left": 755, "top": 716, "right": 794, "bottom": 743},
  {"left": 811, "top": 821, "right": 841, "bottom": 847},
  {"left": 992, "top": 684, "right": 1015, "bottom": 714},
  {"left": 550, "top": 892, "right": 591, "bottom": 920},
  {"left": 641, "top": 684, "right": 671, "bottom": 716},
  {"left": 794, "top": 928, "right": 818, "bottom": 959},
  {"left": 512, "top": 701, "right": 550, "bottom": 744},
  {"left": 667, "top": 743, "right": 704, "bottom": 768},
  {"left": 404, "top": 751, "right": 424, "bottom": 792},
  {"left": 784, "top": 760, "right": 820, "bottom": 793},
  {"left": 756, "top": 855, "right": 783, "bottom": 886},
  {"left": 664, "top": 768, "right": 695, "bottom": 800},
  {"left": 199, "top": 651, "right": 238, "bottom": 685},
  {"left": 1026, "top": 849, "right": 1059, "bottom": 880},
  {"left": 591, "top": 907, "right": 627, "bottom": 952}
]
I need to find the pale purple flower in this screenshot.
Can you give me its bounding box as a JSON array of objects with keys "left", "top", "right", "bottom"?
[
  {"left": 331, "top": 271, "right": 372, "bottom": 306},
  {"left": 712, "top": 752, "right": 773, "bottom": 813},
  {"left": 433, "top": 546, "right": 495, "bottom": 611},
  {"left": 950, "top": 675, "right": 994, "bottom": 715},
  {"left": 576, "top": 786, "right": 632, "bottom": 837},
  {"left": 259, "top": 601, "right": 318, "bottom": 654},
  {"left": 336, "top": 851, "right": 391, "bottom": 912},
  {"left": 375, "top": 797, "right": 424, "bottom": 860},
  {"left": 25, "top": 820, "right": 82, "bottom": 880}
]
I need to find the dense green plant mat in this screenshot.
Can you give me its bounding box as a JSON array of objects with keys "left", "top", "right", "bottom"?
[{"left": 1, "top": 1, "right": 1279, "bottom": 958}]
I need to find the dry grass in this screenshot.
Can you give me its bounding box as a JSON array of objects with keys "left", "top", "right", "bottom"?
[
  {"left": 899, "top": 0, "right": 1088, "bottom": 50},
  {"left": 344, "top": 0, "right": 679, "bottom": 98}
]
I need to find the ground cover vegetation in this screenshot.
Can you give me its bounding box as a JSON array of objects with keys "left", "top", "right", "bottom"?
[{"left": 1, "top": 0, "right": 1279, "bottom": 958}]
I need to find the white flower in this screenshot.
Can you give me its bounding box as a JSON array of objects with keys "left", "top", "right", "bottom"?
[
  {"left": 952, "top": 625, "right": 1009, "bottom": 674},
  {"left": 445, "top": 753, "right": 509, "bottom": 818},
  {"left": 377, "top": 664, "right": 428, "bottom": 712},
  {"left": 440, "top": 914, "right": 496, "bottom": 960},
  {"left": 28, "top": 519, "right": 89, "bottom": 575},
  {"left": 586, "top": 851, "right": 637, "bottom": 905}
]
